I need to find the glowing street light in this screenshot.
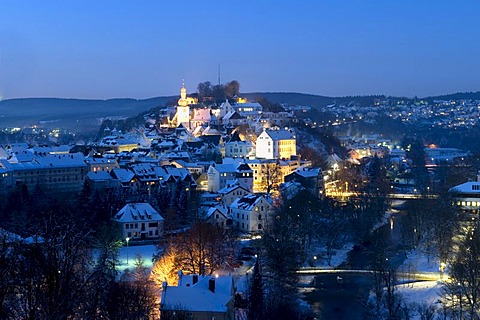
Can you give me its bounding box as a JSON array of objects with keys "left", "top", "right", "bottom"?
[{"left": 126, "top": 237, "right": 130, "bottom": 265}]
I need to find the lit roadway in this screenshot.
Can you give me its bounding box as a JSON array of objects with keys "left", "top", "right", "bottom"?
[{"left": 324, "top": 191, "right": 439, "bottom": 200}]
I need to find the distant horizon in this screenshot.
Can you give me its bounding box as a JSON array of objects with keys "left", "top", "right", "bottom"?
[{"left": 2, "top": 89, "right": 480, "bottom": 102}]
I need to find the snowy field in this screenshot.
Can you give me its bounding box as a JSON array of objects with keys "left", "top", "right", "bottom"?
[{"left": 117, "top": 244, "right": 157, "bottom": 271}]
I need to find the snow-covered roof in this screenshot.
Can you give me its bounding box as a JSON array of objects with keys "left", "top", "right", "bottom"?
[
  {"left": 210, "top": 164, "right": 237, "bottom": 173},
  {"left": 218, "top": 184, "right": 249, "bottom": 195},
  {"left": 85, "top": 157, "right": 118, "bottom": 165},
  {"left": 31, "top": 145, "right": 72, "bottom": 154},
  {"left": 294, "top": 167, "right": 321, "bottom": 178},
  {"left": 111, "top": 168, "right": 135, "bottom": 183},
  {"left": 263, "top": 128, "right": 295, "bottom": 141},
  {"left": 8, "top": 153, "right": 86, "bottom": 170},
  {"left": 162, "top": 274, "right": 234, "bottom": 313},
  {"left": 231, "top": 194, "right": 270, "bottom": 211},
  {"left": 449, "top": 181, "right": 480, "bottom": 194},
  {"left": 206, "top": 206, "right": 229, "bottom": 219},
  {"left": 114, "top": 203, "right": 164, "bottom": 223}
]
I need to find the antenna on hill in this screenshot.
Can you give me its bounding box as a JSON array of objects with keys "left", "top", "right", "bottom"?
[{"left": 218, "top": 63, "right": 221, "bottom": 86}]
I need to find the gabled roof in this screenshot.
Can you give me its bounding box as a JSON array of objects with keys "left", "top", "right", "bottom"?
[
  {"left": 218, "top": 184, "right": 249, "bottom": 195},
  {"left": 230, "top": 194, "right": 270, "bottom": 211},
  {"left": 161, "top": 274, "right": 234, "bottom": 313},
  {"left": 262, "top": 128, "right": 295, "bottom": 141},
  {"left": 293, "top": 167, "right": 321, "bottom": 178},
  {"left": 110, "top": 168, "right": 135, "bottom": 183},
  {"left": 206, "top": 206, "right": 229, "bottom": 219},
  {"left": 114, "top": 203, "right": 164, "bottom": 223}
]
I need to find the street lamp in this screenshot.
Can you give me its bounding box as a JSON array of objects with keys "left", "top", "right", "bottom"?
[{"left": 126, "top": 237, "right": 130, "bottom": 265}]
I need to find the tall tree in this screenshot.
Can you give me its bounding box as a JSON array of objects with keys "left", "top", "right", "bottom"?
[
  {"left": 248, "top": 258, "right": 264, "bottom": 320},
  {"left": 448, "top": 226, "right": 480, "bottom": 319},
  {"left": 225, "top": 80, "right": 240, "bottom": 98}
]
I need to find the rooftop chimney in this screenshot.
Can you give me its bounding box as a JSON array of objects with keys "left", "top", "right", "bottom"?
[{"left": 208, "top": 278, "right": 215, "bottom": 293}]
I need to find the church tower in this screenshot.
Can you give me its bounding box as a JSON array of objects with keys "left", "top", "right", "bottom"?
[{"left": 176, "top": 80, "right": 190, "bottom": 127}]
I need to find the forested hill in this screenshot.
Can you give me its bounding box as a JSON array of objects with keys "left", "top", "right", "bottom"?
[
  {"left": 243, "top": 92, "right": 385, "bottom": 107},
  {"left": 1, "top": 90, "right": 479, "bottom": 130},
  {"left": 0, "top": 96, "right": 175, "bottom": 129}
]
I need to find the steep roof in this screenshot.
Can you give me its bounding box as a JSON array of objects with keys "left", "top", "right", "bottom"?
[
  {"left": 230, "top": 194, "right": 269, "bottom": 211},
  {"left": 114, "top": 203, "right": 164, "bottom": 223},
  {"left": 110, "top": 168, "right": 135, "bottom": 183},
  {"left": 263, "top": 128, "right": 295, "bottom": 141}
]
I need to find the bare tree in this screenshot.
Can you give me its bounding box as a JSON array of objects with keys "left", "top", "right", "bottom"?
[
  {"left": 447, "top": 226, "right": 480, "bottom": 319},
  {"left": 260, "top": 161, "right": 282, "bottom": 195},
  {"left": 170, "top": 220, "right": 235, "bottom": 276}
]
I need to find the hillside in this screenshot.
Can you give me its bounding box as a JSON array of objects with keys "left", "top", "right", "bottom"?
[
  {"left": 0, "top": 96, "right": 175, "bottom": 130},
  {"left": 243, "top": 92, "right": 387, "bottom": 108},
  {"left": 1, "top": 90, "right": 479, "bottom": 132}
]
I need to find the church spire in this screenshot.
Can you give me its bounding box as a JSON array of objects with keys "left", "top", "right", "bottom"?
[{"left": 180, "top": 80, "right": 187, "bottom": 101}]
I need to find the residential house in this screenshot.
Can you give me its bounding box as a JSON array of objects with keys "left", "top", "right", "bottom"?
[
  {"left": 113, "top": 203, "right": 164, "bottom": 240},
  {"left": 230, "top": 194, "right": 273, "bottom": 233},
  {"left": 85, "top": 171, "right": 120, "bottom": 191},
  {"left": 205, "top": 205, "right": 232, "bottom": 228},
  {"left": 207, "top": 164, "right": 237, "bottom": 192},
  {"left": 284, "top": 167, "right": 323, "bottom": 198},
  {"left": 160, "top": 273, "right": 235, "bottom": 320},
  {"left": 217, "top": 184, "right": 251, "bottom": 206}
]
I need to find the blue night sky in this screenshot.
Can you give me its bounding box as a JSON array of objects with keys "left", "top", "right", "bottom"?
[{"left": 0, "top": 1, "right": 479, "bottom": 99}]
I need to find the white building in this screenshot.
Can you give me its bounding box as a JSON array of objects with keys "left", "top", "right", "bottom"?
[
  {"left": 225, "top": 140, "right": 255, "bottom": 159},
  {"left": 230, "top": 194, "right": 273, "bottom": 233},
  {"left": 256, "top": 128, "right": 296, "bottom": 160},
  {"left": 113, "top": 203, "right": 164, "bottom": 240},
  {"left": 217, "top": 184, "right": 251, "bottom": 206},
  {"left": 233, "top": 101, "right": 263, "bottom": 119},
  {"left": 207, "top": 164, "right": 238, "bottom": 192}
]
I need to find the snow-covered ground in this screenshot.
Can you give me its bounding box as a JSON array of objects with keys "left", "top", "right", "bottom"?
[
  {"left": 369, "top": 247, "right": 446, "bottom": 319},
  {"left": 399, "top": 247, "right": 441, "bottom": 274},
  {"left": 396, "top": 281, "right": 442, "bottom": 306},
  {"left": 117, "top": 244, "right": 157, "bottom": 271},
  {"left": 307, "top": 242, "right": 355, "bottom": 269}
]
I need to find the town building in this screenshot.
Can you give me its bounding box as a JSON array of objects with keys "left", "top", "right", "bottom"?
[
  {"left": 230, "top": 194, "right": 273, "bottom": 233},
  {"left": 160, "top": 273, "right": 235, "bottom": 320},
  {"left": 256, "top": 128, "right": 296, "bottom": 160},
  {"left": 205, "top": 205, "right": 232, "bottom": 228},
  {"left": 284, "top": 167, "right": 323, "bottom": 198},
  {"left": 3, "top": 153, "right": 88, "bottom": 193},
  {"left": 113, "top": 203, "right": 164, "bottom": 240}
]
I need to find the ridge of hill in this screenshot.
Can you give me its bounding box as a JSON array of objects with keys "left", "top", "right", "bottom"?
[{"left": 1, "top": 90, "right": 479, "bottom": 130}]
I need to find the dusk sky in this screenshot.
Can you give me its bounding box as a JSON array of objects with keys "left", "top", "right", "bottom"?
[{"left": 1, "top": 1, "right": 479, "bottom": 100}]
